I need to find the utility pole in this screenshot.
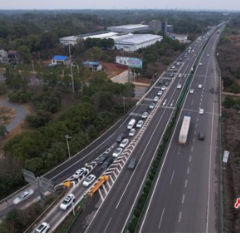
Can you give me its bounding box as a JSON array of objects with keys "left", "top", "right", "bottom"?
[
  {"left": 65, "top": 134, "right": 71, "bottom": 158},
  {"left": 68, "top": 44, "right": 75, "bottom": 93},
  {"left": 31, "top": 61, "right": 35, "bottom": 74}
]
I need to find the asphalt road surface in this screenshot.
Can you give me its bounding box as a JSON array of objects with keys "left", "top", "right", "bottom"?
[
  {"left": 69, "top": 29, "right": 217, "bottom": 233},
  {"left": 0, "top": 97, "right": 27, "bottom": 132},
  {"left": 139, "top": 29, "right": 222, "bottom": 233}
]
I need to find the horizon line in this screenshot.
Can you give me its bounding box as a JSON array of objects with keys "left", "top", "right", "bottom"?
[{"left": 0, "top": 8, "right": 239, "bottom": 12}]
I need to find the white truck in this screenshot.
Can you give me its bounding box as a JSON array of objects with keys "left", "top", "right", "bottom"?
[
  {"left": 127, "top": 119, "right": 136, "bottom": 130},
  {"left": 178, "top": 116, "right": 191, "bottom": 145}
]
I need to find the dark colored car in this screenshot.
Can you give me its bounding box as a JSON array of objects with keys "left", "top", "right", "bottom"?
[
  {"left": 159, "top": 80, "right": 163, "bottom": 84},
  {"left": 96, "top": 153, "right": 109, "bottom": 165},
  {"left": 116, "top": 133, "right": 125, "bottom": 143},
  {"left": 101, "top": 157, "right": 114, "bottom": 170},
  {"left": 165, "top": 82, "right": 169, "bottom": 86},
  {"left": 198, "top": 133, "right": 205, "bottom": 141},
  {"left": 128, "top": 157, "right": 138, "bottom": 170}
]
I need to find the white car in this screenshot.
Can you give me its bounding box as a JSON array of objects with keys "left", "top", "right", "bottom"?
[
  {"left": 154, "top": 96, "right": 160, "bottom": 102},
  {"left": 83, "top": 174, "right": 96, "bottom": 187},
  {"left": 199, "top": 63, "right": 203, "bottom": 66},
  {"left": 136, "top": 120, "right": 144, "bottom": 128},
  {"left": 112, "top": 148, "right": 123, "bottom": 158},
  {"left": 60, "top": 194, "right": 75, "bottom": 210},
  {"left": 177, "top": 84, "right": 182, "bottom": 89},
  {"left": 189, "top": 89, "right": 194, "bottom": 94},
  {"left": 176, "top": 62, "right": 180, "bottom": 66},
  {"left": 33, "top": 222, "right": 50, "bottom": 233},
  {"left": 13, "top": 189, "right": 34, "bottom": 205},
  {"left": 129, "top": 128, "right": 136, "bottom": 137},
  {"left": 161, "top": 86, "right": 166, "bottom": 91},
  {"left": 157, "top": 91, "right": 163, "bottom": 96},
  {"left": 198, "top": 84, "right": 203, "bottom": 89},
  {"left": 149, "top": 103, "right": 155, "bottom": 109},
  {"left": 73, "top": 167, "right": 88, "bottom": 179},
  {"left": 178, "top": 73, "right": 182, "bottom": 78},
  {"left": 199, "top": 108, "right": 204, "bottom": 115},
  {"left": 120, "top": 138, "right": 129, "bottom": 148},
  {"left": 207, "top": 54, "right": 210, "bottom": 57},
  {"left": 172, "top": 65, "right": 176, "bottom": 69},
  {"left": 142, "top": 112, "right": 148, "bottom": 119}
]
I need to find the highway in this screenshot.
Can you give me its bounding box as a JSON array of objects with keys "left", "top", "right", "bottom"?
[
  {"left": 0, "top": 27, "right": 216, "bottom": 232},
  {"left": 139, "top": 28, "right": 222, "bottom": 233},
  {"left": 69, "top": 30, "right": 215, "bottom": 233},
  {"left": 32, "top": 35, "right": 204, "bottom": 232}
]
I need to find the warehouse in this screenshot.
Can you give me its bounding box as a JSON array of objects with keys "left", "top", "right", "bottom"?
[
  {"left": 59, "top": 31, "right": 120, "bottom": 46},
  {"left": 113, "top": 34, "right": 163, "bottom": 52},
  {"left": 107, "top": 24, "right": 149, "bottom": 33},
  {"left": 59, "top": 31, "right": 163, "bottom": 52}
]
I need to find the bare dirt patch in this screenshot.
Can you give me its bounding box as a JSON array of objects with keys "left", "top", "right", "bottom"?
[
  {"left": 101, "top": 62, "right": 127, "bottom": 78},
  {"left": 0, "top": 106, "right": 16, "bottom": 126}
]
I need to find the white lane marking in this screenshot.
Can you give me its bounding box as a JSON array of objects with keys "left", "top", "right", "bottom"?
[
  {"left": 193, "top": 138, "right": 195, "bottom": 143},
  {"left": 189, "top": 156, "right": 192, "bottom": 162},
  {"left": 182, "top": 195, "right": 185, "bottom": 204},
  {"left": 194, "top": 130, "right": 197, "bottom": 135},
  {"left": 200, "top": 102, "right": 202, "bottom": 106},
  {"left": 197, "top": 118, "right": 199, "bottom": 122},
  {"left": 184, "top": 180, "right": 188, "bottom": 188},
  {"left": 178, "top": 212, "right": 182, "bottom": 222},
  {"left": 200, "top": 98, "right": 202, "bottom": 102},
  {"left": 170, "top": 171, "right": 175, "bottom": 185},
  {"left": 170, "top": 100, "right": 174, "bottom": 107},
  {"left": 187, "top": 167, "right": 190, "bottom": 174},
  {"left": 98, "top": 188, "right": 104, "bottom": 202},
  {"left": 158, "top": 208, "right": 165, "bottom": 229},
  {"left": 191, "top": 100, "right": 194, "bottom": 106},
  {"left": 104, "top": 217, "right": 112, "bottom": 233},
  {"left": 195, "top": 124, "right": 198, "bottom": 128},
  {"left": 191, "top": 146, "right": 194, "bottom": 152}
]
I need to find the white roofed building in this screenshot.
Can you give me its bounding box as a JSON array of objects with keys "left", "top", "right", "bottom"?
[
  {"left": 107, "top": 24, "right": 149, "bottom": 33},
  {"left": 113, "top": 34, "right": 163, "bottom": 52}
]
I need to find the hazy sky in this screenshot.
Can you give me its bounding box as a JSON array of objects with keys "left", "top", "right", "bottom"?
[{"left": 0, "top": 0, "right": 240, "bottom": 11}]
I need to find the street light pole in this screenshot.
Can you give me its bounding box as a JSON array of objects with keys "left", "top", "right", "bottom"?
[{"left": 65, "top": 134, "right": 71, "bottom": 159}]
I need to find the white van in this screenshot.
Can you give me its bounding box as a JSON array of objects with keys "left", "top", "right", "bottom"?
[{"left": 127, "top": 119, "right": 136, "bottom": 130}]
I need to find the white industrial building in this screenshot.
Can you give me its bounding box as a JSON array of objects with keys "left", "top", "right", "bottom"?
[
  {"left": 59, "top": 36, "right": 81, "bottom": 46},
  {"left": 113, "top": 34, "right": 163, "bottom": 52},
  {"left": 107, "top": 24, "right": 149, "bottom": 33},
  {"left": 60, "top": 33, "right": 162, "bottom": 52},
  {"left": 59, "top": 31, "right": 120, "bottom": 46}
]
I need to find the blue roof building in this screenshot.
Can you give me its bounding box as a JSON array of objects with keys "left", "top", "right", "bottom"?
[{"left": 52, "top": 55, "right": 70, "bottom": 65}]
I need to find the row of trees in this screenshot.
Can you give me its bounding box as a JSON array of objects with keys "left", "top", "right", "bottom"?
[{"left": 217, "top": 19, "right": 240, "bottom": 93}]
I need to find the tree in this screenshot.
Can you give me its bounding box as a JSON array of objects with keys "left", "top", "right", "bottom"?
[
  {"left": 0, "top": 125, "right": 8, "bottom": 138},
  {"left": 223, "top": 96, "right": 236, "bottom": 109},
  {"left": 17, "top": 45, "right": 32, "bottom": 63},
  {"left": 230, "top": 82, "right": 240, "bottom": 94},
  {"left": 0, "top": 83, "right": 7, "bottom": 95}
]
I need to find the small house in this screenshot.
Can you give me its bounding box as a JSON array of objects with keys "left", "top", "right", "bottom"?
[
  {"left": 51, "top": 55, "right": 71, "bottom": 66},
  {"left": 82, "top": 61, "right": 103, "bottom": 72}
]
